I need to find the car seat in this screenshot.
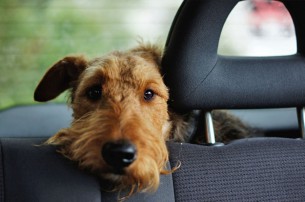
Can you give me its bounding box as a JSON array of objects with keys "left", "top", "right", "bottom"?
[{"left": 162, "top": 0, "right": 305, "bottom": 201}]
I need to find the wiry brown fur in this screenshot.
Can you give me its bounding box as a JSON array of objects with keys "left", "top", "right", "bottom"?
[{"left": 34, "top": 43, "right": 250, "bottom": 199}]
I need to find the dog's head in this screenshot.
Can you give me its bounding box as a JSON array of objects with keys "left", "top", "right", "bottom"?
[{"left": 34, "top": 43, "right": 172, "bottom": 194}]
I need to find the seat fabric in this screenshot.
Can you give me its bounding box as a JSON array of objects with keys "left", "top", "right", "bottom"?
[{"left": 168, "top": 138, "right": 305, "bottom": 201}]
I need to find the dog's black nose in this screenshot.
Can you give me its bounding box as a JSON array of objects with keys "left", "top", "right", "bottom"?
[{"left": 102, "top": 140, "right": 137, "bottom": 169}]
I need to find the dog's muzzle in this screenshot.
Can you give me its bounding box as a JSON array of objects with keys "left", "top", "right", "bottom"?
[{"left": 102, "top": 140, "right": 137, "bottom": 170}]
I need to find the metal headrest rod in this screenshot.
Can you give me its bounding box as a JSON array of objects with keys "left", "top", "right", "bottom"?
[
  {"left": 297, "top": 107, "right": 305, "bottom": 139},
  {"left": 204, "top": 111, "right": 224, "bottom": 146}
]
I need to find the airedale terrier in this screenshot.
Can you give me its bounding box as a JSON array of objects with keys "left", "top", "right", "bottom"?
[{"left": 34, "top": 43, "right": 250, "bottom": 197}]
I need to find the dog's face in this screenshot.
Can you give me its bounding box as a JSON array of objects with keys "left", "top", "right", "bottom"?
[{"left": 34, "top": 44, "right": 172, "bottom": 193}]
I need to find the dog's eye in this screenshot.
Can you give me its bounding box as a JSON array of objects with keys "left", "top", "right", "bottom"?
[
  {"left": 144, "top": 89, "right": 155, "bottom": 101},
  {"left": 86, "top": 85, "right": 102, "bottom": 101}
]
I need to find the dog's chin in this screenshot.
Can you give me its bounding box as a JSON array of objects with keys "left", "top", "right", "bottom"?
[
  {"left": 99, "top": 170, "right": 136, "bottom": 192},
  {"left": 100, "top": 172, "right": 124, "bottom": 186},
  {"left": 101, "top": 167, "right": 133, "bottom": 182}
]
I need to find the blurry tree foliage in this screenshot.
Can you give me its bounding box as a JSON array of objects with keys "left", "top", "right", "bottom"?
[{"left": 0, "top": 0, "right": 137, "bottom": 109}]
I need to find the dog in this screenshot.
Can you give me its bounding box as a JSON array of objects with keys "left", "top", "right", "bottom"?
[{"left": 34, "top": 43, "right": 251, "bottom": 199}]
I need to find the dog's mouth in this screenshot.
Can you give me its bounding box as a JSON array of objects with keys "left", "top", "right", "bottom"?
[
  {"left": 101, "top": 165, "right": 129, "bottom": 177},
  {"left": 99, "top": 168, "right": 131, "bottom": 190},
  {"left": 112, "top": 168, "right": 126, "bottom": 175}
]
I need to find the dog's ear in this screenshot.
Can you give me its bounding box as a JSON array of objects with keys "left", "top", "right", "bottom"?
[
  {"left": 34, "top": 56, "right": 88, "bottom": 102},
  {"left": 131, "top": 43, "right": 163, "bottom": 67}
]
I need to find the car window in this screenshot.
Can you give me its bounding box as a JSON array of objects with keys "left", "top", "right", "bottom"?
[
  {"left": 0, "top": 0, "right": 182, "bottom": 109},
  {"left": 218, "top": 0, "right": 296, "bottom": 56},
  {"left": 0, "top": 0, "right": 296, "bottom": 110}
]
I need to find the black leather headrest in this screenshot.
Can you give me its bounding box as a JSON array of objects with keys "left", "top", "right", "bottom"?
[{"left": 162, "top": 0, "right": 305, "bottom": 110}]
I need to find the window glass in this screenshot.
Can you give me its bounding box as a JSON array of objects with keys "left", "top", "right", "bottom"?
[
  {"left": 0, "top": 0, "right": 182, "bottom": 109},
  {"left": 218, "top": 0, "right": 296, "bottom": 56}
]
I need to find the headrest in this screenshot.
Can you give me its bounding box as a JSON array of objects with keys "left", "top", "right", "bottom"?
[{"left": 162, "top": 0, "right": 305, "bottom": 110}]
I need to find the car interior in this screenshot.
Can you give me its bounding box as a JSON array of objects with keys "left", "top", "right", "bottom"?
[{"left": 1, "top": 0, "right": 305, "bottom": 201}]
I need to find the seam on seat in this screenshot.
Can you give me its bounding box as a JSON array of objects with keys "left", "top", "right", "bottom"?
[
  {"left": 167, "top": 157, "right": 177, "bottom": 202},
  {"left": 168, "top": 142, "right": 184, "bottom": 202},
  {"left": 185, "top": 58, "right": 219, "bottom": 101}
]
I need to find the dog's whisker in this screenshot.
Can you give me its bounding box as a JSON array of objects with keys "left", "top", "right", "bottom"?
[{"left": 118, "top": 184, "right": 136, "bottom": 201}]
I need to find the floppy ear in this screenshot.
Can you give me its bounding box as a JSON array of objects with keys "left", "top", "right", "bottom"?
[
  {"left": 34, "top": 56, "right": 88, "bottom": 102},
  {"left": 131, "top": 43, "right": 163, "bottom": 67}
]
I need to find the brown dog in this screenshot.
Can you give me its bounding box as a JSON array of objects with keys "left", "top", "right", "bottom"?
[{"left": 34, "top": 43, "right": 250, "bottom": 198}]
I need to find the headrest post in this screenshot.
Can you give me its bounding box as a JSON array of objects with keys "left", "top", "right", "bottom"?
[
  {"left": 297, "top": 107, "right": 305, "bottom": 139},
  {"left": 204, "top": 111, "right": 216, "bottom": 144},
  {"left": 204, "top": 111, "right": 224, "bottom": 146}
]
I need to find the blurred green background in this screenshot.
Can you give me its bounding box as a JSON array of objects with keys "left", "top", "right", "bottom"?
[{"left": 0, "top": 0, "right": 181, "bottom": 109}]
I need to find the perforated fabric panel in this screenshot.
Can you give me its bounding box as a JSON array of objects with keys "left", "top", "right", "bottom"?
[{"left": 167, "top": 138, "right": 305, "bottom": 201}]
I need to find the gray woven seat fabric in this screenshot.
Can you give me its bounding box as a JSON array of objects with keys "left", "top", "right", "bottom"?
[{"left": 168, "top": 138, "right": 305, "bottom": 201}]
